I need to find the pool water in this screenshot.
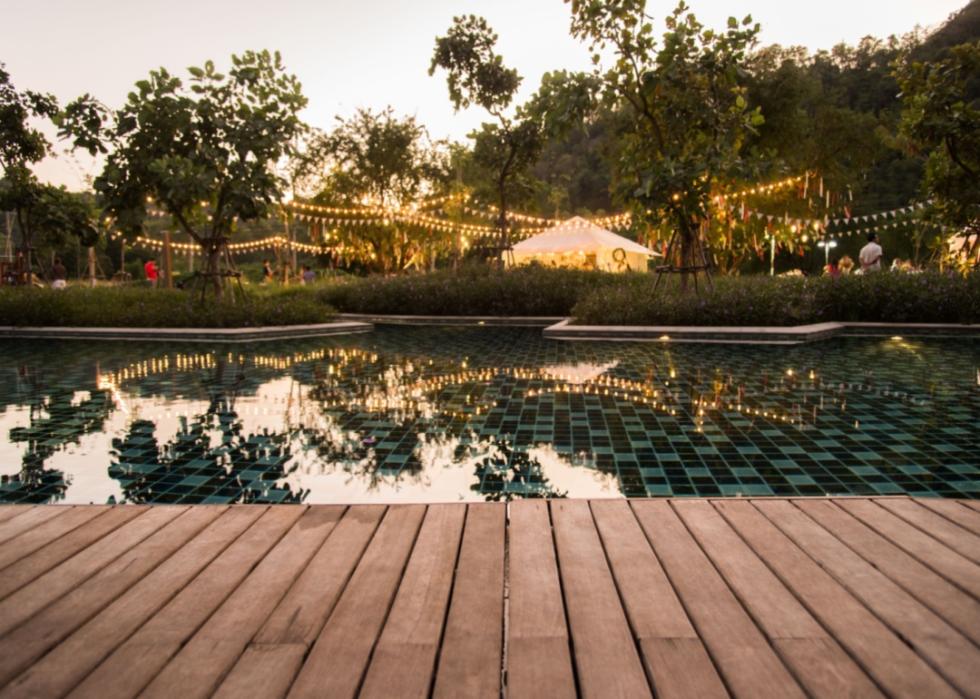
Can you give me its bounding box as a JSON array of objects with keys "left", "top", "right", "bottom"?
[{"left": 0, "top": 328, "right": 976, "bottom": 504}]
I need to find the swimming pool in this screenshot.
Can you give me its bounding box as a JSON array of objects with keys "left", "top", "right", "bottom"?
[{"left": 0, "top": 328, "right": 976, "bottom": 504}]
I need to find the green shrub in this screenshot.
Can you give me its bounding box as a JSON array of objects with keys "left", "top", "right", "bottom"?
[
  {"left": 571, "top": 272, "right": 980, "bottom": 325},
  {"left": 320, "top": 265, "right": 620, "bottom": 316},
  {"left": 0, "top": 286, "right": 334, "bottom": 328},
  {"left": 317, "top": 264, "right": 623, "bottom": 316}
]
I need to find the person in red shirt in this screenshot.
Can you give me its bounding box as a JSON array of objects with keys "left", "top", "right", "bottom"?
[{"left": 144, "top": 258, "right": 159, "bottom": 288}]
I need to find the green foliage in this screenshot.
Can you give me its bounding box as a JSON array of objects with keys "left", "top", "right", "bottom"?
[
  {"left": 0, "top": 286, "right": 333, "bottom": 328},
  {"left": 565, "top": 0, "right": 763, "bottom": 281},
  {"left": 897, "top": 41, "right": 980, "bottom": 234},
  {"left": 0, "top": 63, "right": 59, "bottom": 171},
  {"left": 59, "top": 50, "right": 308, "bottom": 295},
  {"left": 318, "top": 265, "right": 621, "bottom": 316},
  {"left": 325, "top": 107, "right": 438, "bottom": 207},
  {"left": 0, "top": 64, "right": 99, "bottom": 267},
  {"left": 572, "top": 272, "right": 980, "bottom": 325},
  {"left": 314, "top": 107, "right": 447, "bottom": 271},
  {"left": 429, "top": 15, "right": 521, "bottom": 113},
  {"left": 0, "top": 170, "right": 98, "bottom": 249},
  {"left": 430, "top": 16, "right": 545, "bottom": 246}
]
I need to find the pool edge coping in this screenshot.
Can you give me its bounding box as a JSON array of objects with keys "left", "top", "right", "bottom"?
[
  {"left": 1, "top": 316, "right": 975, "bottom": 345},
  {"left": 0, "top": 320, "right": 374, "bottom": 343},
  {"left": 543, "top": 319, "right": 980, "bottom": 344}
]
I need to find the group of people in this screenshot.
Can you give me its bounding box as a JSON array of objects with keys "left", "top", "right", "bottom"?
[
  {"left": 826, "top": 233, "right": 888, "bottom": 277},
  {"left": 261, "top": 260, "right": 317, "bottom": 285}
]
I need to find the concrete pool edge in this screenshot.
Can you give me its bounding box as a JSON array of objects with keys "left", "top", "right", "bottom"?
[
  {"left": 0, "top": 316, "right": 975, "bottom": 344},
  {"left": 339, "top": 313, "right": 980, "bottom": 343},
  {"left": 544, "top": 319, "right": 980, "bottom": 344},
  {"left": 338, "top": 313, "right": 565, "bottom": 326},
  {"left": 0, "top": 320, "right": 374, "bottom": 343}
]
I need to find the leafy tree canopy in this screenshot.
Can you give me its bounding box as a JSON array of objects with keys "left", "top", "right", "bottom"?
[
  {"left": 0, "top": 64, "right": 98, "bottom": 275},
  {"left": 60, "top": 50, "right": 307, "bottom": 294},
  {"left": 431, "top": 16, "right": 547, "bottom": 250},
  {"left": 565, "top": 0, "right": 763, "bottom": 285},
  {"left": 898, "top": 41, "right": 980, "bottom": 235},
  {"left": 315, "top": 107, "right": 448, "bottom": 271},
  {"left": 324, "top": 107, "right": 440, "bottom": 209}
]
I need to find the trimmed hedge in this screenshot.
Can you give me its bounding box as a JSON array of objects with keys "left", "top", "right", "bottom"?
[
  {"left": 3, "top": 270, "right": 974, "bottom": 329},
  {"left": 0, "top": 286, "right": 335, "bottom": 328},
  {"left": 317, "top": 265, "right": 622, "bottom": 316},
  {"left": 571, "top": 272, "right": 980, "bottom": 326}
]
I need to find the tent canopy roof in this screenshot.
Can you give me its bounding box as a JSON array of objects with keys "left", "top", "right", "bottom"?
[{"left": 513, "top": 217, "right": 657, "bottom": 256}]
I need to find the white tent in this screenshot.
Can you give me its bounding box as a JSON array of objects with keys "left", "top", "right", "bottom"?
[{"left": 508, "top": 216, "right": 658, "bottom": 272}]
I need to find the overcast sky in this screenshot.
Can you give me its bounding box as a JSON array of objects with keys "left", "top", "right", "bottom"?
[{"left": 4, "top": 0, "right": 966, "bottom": 189}]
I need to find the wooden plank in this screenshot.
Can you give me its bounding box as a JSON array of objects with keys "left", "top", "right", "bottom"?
[
  {"left": 286, "top": 504, "right": 426, "bottom": 699},
  {"left": 0, "top": 506, "right": 31, "bottom": 524},
  {"left": 798, "top": 499, "right": 980, "bottom": 646},
  {"left": 360, "top": 504, "right": 466, "bottom": 699},
  {"left": 140, "top": 506, "right": 345, "bottom": 699},
  {"left": 1, "top": 506, "right": 265, "bottom": 699},
  {"left": 0, "top": 506, "right": 68, "bottom": 545},
  {"left": 963, "top": 500, "right": 980, "bottom": 512},
  {"left": 915, "top": 499, "right": 980, "bottom": 536},
  {"left": 68, "top": 506, "right": 305, "bottom": 699},
  {"left": 836, "top": 499, "right": 980, "bottom": 598},
  {"left": 506, "top": 499, "right": 576, "bottom": 699},
  {"left": 0, "top": 505, "right": 145, "bottom": 600},
  {"left": 591, "top": 500, "right": 726, "bottom": 699},
  {"left": 0, "top": 506, "right": 225, "bottom": 688},
  {"left": 0, "top": 506, "right": 176, "bottom": 637},
  {"left": 214, "top": 505, "right": 385, "bottom": 699},
  {"left": 432, "top": 503, "right": 505, "bottom": 699},
  {"left": 716, "top": 500, "right": 959, "bottom": 699},
  {"left": 674, "top": 500, "right": 880, "bottom": 698},
  {"left": 551, "top": 499, "right": 651, "bottom": 698},
  {"left": 212, "top": 644, "right": 306, "bottom": 699},
  {"left": 0, "top": 506, "right": 108, "bottom": 572},
  {"left": 631, "top": 500, "right": 804, "bottom": 699},
  {"left": 253, "top": 504, "right": 386, "bottom": 647},
  {"left": 875, "top": 499, "right": 980, "bottom": 562},
  {"left": 755, "top": 500, "right": 980, "bottom": 697}
]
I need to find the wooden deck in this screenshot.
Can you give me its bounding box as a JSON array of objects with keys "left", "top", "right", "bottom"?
[{"left": 0, "top": 498, "right": 977, "bottom": 698}]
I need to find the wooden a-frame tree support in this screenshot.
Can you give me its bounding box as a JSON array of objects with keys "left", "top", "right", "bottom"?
[{"left": 653, "top": 221, "right": 716, "bottom": 295}]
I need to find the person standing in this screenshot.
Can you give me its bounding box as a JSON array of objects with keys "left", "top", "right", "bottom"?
[
  {"left": 859, "top": 233, "right": 883, "bottom": 273},
  {"left": 301, "top": 264, "right": 316, "bottom": 285},
  {"left": 261, "top": 259, "right": 274, "bottom": 284},
  {"left": 144, "top": 258, "right": 159, "bottom": 288},
  {"left": 51, "top": 257, "right": 67, "bottom": 289}
]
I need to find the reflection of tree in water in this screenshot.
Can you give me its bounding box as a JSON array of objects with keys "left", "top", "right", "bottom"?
[
  {"left": 109, "top": 360, "right": 306, "bottom": 504},
  {"left": 466, "top": 440, "right": 566, "bottom": 502},
  {"left": 306, "top": 352, "right": 567, "bottom": 500},
  {"left": 2, "top": 366, "right": 113, "bottom": 503}
]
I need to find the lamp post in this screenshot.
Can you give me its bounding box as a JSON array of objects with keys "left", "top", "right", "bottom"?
[
  {"left": 817, "top": 239, "right": 837, "bottom": 268},
  {"left": 768, "top": 233, "right": 776, "bottom": 276}
]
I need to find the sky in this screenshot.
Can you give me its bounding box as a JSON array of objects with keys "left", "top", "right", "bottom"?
[{"left": 3, "top": 0, "right": 967, "bottom": 189}]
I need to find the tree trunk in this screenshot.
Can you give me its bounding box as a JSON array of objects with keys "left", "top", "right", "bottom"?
[
  {"left": 678, "top": 216, "right": 696, "bottom": 293},
  {"left": 497, "top": 182, "right": 508, "bottom": 260},
  {"left": 88, "top": 247, "right": 96, "bottom": 287},
  {"left": 205, "top": 244, "right": 223, "bottom": 301}
]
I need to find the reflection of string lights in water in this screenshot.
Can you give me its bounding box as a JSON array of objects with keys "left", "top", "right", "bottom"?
[{"left": 94, "top": 346, "right": 935, "bottom": 432}]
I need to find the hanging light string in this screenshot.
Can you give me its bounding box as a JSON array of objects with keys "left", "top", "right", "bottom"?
[
  {"left": 739, "top": 201, "right": 951, "bottom": 239},
  {"left": 106, "top": 173, "right": 947, "bottom": 253}
]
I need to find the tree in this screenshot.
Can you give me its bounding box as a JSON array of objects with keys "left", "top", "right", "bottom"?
[
  {"left": 566, "top": 0, "right": 763, "bottom": 290},
  {"left": 0, "top": 63, "right": 97, "bottom": 279},
  {"left": 430, "top": 15, "right": 544, "bottom": 254},
  {"left": 897, "top": 41, "right": 980, "bottom": 263},
  {"left": 61, "top": 50, "right": 307, "bottom": 298},
  {"left": 315, "top": 107, "right": 446, "bottom": 272}
]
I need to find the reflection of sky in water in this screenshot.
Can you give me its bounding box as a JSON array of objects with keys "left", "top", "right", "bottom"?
[{"left": 0, "top": 328, "right": 977, "bottom": 504}]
